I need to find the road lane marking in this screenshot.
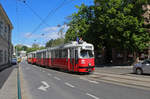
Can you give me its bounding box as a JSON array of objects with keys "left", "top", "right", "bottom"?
[
  {"left": 38, "top": 81, "right": 50, "bottom": 92},
  {"left": 80, "top": 77, "right": 99, "bottom": 84},
  {"left": 54, "top": 77, "right": 61, "bottom": 80},
  {"left": 86, "top": 93, "right": 100, "bottom": 99},
  {"left": 94, "top": 72, "right": 100, "bottom": 75},
  {"left": 65, "top": 82, "right": 75, "bottom": 88},
  {"left": 88, "top": 80, "right": 99, "bottom": 84},
  {"left": 48, "top": 73, "right": 52, "bottom": 76}
]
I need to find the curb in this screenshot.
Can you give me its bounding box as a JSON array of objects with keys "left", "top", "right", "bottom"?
[{"left": 17, "top": 64, "right": 22, "bottom": 99}]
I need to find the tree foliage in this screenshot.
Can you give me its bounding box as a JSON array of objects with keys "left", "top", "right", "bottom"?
[
  {"left": 46, "top": 38, "right": 64, "bottom": 48},
  {"left": 65, "top": 4, "right": 94, "bottom": 43},
  {"left": 65, "top": 0, "right": 150, "bottom": 52},
  {"left": 15, "top": 44, "right": 45, "bottom": 53}
]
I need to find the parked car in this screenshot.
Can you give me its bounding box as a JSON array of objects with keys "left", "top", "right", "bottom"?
[
  {"left": 11, "top": 58, "right": 18, "bottom": 65},
  {"left": 133, "top": 59, "right": 150, "bottom": 75}
]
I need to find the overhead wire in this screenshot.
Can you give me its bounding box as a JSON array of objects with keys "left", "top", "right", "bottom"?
[
  {"left": 30, "top": 0, "right": 69, "bottom": 34},
  {"left": 16, "top": 0, "right": 21, "bottom": 45},
  {"left": 18, "top": 0, "right": 72, "bottom": 34},
  {"left": 23, "top": 1, "right": 50, "bottom": 27},
  {"left": 17, "top": 0, "right": 74, "bottom": 46}
]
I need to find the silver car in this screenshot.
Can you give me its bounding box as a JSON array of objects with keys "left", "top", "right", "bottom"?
[{"left": 133, "top": 59, "right": 150, "bottom": 75}]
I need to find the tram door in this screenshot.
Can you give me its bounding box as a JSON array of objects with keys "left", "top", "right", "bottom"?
[
  {"left": 69, "top": 48, "right": 78, "bottom": 72},
  {"left": 69, "top": 48, "right": 76, "bottom": 71}
]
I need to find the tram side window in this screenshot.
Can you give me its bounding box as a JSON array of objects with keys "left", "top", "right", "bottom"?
[
  {"left": 55, "top": 50, "right": 59, "bottom": 58},
  {"left": 51, "top": 51, "right": 53, "bottom": 58},
  {"left": 44, "top": 52, "right": 46, "bottom": 58},
  {"left": 46, "top": 51, "right": 48, "bottom": 58},
  {"left": 59, "top": 50, "right": 62, "bottom": 58},
  {"left": 40, "top": 53, "right": 42, "bottom": 58},
  {"left": 48, "top": 51, "right": 51, "bottom": 58},
  {"left": 52, "top": 50, "right": 55, "bottom": 58},
  {"left": 70, "top": 48, "right": 74, "bottom": 59},
  {"left": 62, "top": 49, "right": 67, "bottom": 58}
]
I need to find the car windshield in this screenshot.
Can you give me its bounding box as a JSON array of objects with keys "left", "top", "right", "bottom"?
[
  {"left": 80, "top": 50, "right": 94, "bottom": 58},
  {"left": 12, "top": 58, "right": 17, "bottom": 60},
  {"left": 142, "top": 59, "right": 150, "bottom": 64}
]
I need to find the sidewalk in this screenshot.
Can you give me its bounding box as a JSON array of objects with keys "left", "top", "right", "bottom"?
[
  {"left": 89, "top": 67, "right": 150, "bottom": 90},
  {"left": 0, "top": 65, "right": 18, "bottom": 99}
]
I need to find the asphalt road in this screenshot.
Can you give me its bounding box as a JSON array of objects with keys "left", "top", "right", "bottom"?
[{"left": 20, "top": 61, "right": 150, "bottom": 99}]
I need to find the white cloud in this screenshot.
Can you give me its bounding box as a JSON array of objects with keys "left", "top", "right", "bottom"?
[
  {"left": 43, "top": 26, "right": 59, "bottom": 32},
  {"left": 24, "top": 32, "right": 32, "bottom": 38},
  {"left": 44, "top": 32, "right": 59, "bottom": 40},
  {"left": 24, "top": 44, "right": 32, "bottom": 48},
  {"left": 23, "top": 25, "right": 69, "bottom": 46},
  {"left": 42, "top": 25, "right": 69, "bottom": 40},
  {"left": 24, "top": 32, "right": 41, "bottom": 39}
]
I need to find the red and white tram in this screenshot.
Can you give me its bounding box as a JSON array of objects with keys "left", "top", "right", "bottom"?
[
  {"left": 27, "top": 51, "right": 36, "bottom": 64},
  {"left": 27, "top": 41, "right": 95, "bottom": 73}
]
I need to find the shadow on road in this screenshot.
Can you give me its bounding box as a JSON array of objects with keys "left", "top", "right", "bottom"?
[
  {"left": 0, "top": 65, "right": 18, "bottom": 89},
  {"left": 129, "top": 72, "right": 150, "bottom": 76}
]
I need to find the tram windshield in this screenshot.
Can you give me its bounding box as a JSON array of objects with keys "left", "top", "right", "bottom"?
[{"left": 80, "top": 50, "right": 94, "bottom": 58}]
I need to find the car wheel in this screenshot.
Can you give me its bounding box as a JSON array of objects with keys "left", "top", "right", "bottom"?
[{"left": 136, "top": 68, "right": 143, "bottom": 75}]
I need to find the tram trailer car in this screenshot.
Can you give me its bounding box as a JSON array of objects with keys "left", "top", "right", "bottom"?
[
  {"left": 27, "top": 51, "right": 37, "bottom": 64},
  {"left": 28, "top": 41, "right": 95, "bottom": 73},
  {"left": 27, "top": 53, "right": 32, "bottom": 64},
  {"left": 36, "top": 49, "right": 49, "bottom": 67}
]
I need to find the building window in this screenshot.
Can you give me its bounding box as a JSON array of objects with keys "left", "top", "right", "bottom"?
[
  {"left": 0, "top": 21, "right": 3, "bottom": 35},
  {"left": 5, "top": 26, "right": 7, "bottom": 32},
  {"left": 0, "top": 50, "right": 3, "bottom": 63},
  {"left": 4, "top": 26, "right": 8, "bottom": 40},
  {"left": 4, "top": 50, "right": 7, "bottom": 63}
]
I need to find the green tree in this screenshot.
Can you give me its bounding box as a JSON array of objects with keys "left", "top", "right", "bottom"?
[
  {"left": 65, "top": 4, "right": 94, "bottom": 43},
  {"left": 46, "top": 39, "right": 54, "bottom": 47},
  {"left": 15, "top": 44, "right": 28, "bottom": 51},
  {"left": 46, "top": 38, "right": 64, "bottom": 48},
  {"left": 94, "top": 0, "right": 150, "bottom": 52}
]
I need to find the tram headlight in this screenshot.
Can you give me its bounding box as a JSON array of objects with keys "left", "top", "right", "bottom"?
[{"left": 89, "top": 63, "right": 91, "bottom": 66}]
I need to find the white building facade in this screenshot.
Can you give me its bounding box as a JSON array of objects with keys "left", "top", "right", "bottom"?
[{"left": 0, "top": 4, "right": 13, "bottom": 66}]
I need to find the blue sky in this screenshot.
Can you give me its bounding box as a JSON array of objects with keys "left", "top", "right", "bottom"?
[{"left": 0, "top": 0, "right": 93, "bottom": 47}]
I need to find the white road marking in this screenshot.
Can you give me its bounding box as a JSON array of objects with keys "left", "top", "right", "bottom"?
[
  {"left": 38, "top": 81, "right": 50, "bottom": 92},
  {"left": 54, "top": 77, "right": 61, "bottom": 80},
  {"left": 88, "top": 80, "right": 99, "bottom": 84},
  {"left": 65, "top": 82, "right": 75, "bottom": 88},
  {"left": 48, "top": 73, "right": 52, "bottom": 76},
  {"left": 94, "top": 72, "right": 100, "bottom": 75},
  {"left": 86, "top": 93, "right": 100, "bottom": 99},
  {"left": 80, "top": 77, "right": 99, "bottom": 84}
]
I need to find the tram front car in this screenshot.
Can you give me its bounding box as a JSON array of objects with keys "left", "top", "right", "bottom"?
[{"left": 77, "top": 41, "right": 95, "bottom": 73}]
